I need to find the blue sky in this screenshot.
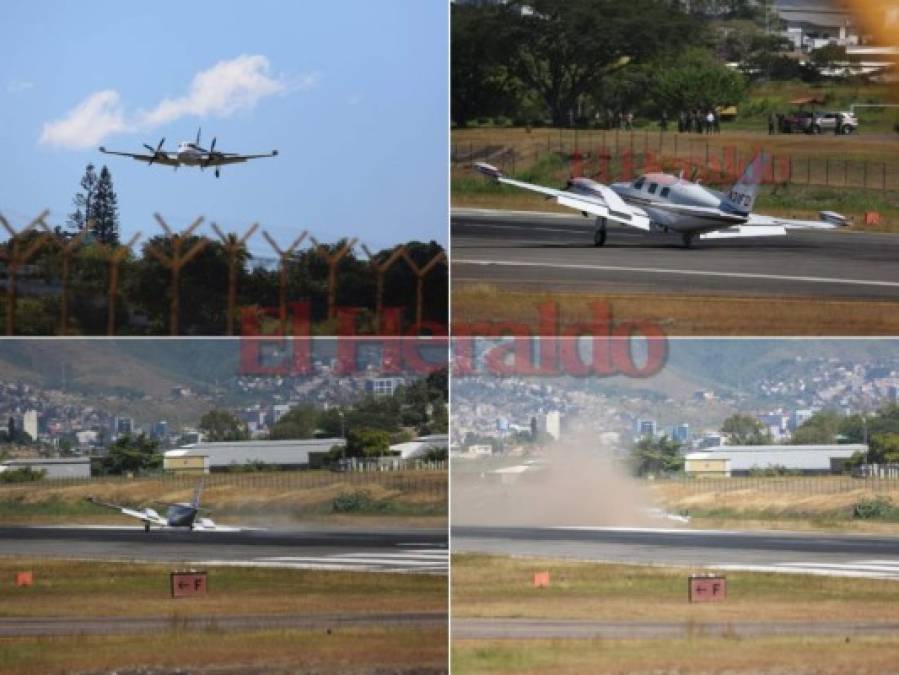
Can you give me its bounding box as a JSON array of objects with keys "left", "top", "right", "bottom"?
[{"left": 0, "top": 1, "right": 447, "bottom": 254}]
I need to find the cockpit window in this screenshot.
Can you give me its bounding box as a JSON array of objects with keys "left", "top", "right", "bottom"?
[
  {"left": 633, "top": 178, "right": 645, "bottom": 190},
  {"left": 660, "top": 187, "right": 670, "bottom": 198},
  {"left": 648, "top": 183, "right": 658, "bottom": 194}
]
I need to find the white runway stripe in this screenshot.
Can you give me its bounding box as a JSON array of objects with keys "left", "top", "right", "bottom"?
[
  {"left": 712, "top": 560, "right": 899, "bottom": 580},
  {"left": 203, "top": 548, "right": 452, "bottom": 575}
]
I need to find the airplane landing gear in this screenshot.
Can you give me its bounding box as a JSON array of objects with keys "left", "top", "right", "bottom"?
[
  {"left": 144, "top": 522, "right": 150, "bottom": 533},
  {"left": 681, "top": 232, "right": 696, "bottom": 248},
  {"left": 593, "top": 217, "right": 607, "bottom": 247},
  {"left": 215, "top": 168, "right": 221, "bottom": 178}
]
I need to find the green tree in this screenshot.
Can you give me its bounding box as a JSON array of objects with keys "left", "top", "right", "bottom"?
[
  {"left": 92, "top": 165, "right": 120, "bottom": 245},
  {"left": 269, "top": 405, "right": 320, "bottom": 440},
  {"left": 791, "top": 410, "right": 842, "bottom": 445},
  {"left": 98, "top": 433, "right": 161, "bottom": 475},
  {"left": 631, "top": 434, "right": 683, "bottom": 476},
  {"left": 654, "top": 48, "right": 747, "bottom": 114},
  {"left": 721, "top": 414, "right": 771, "bottom": 445},
  {"left": 199, "top": 409, "right": 248, "bottom": 442},
  {"left": 344, "top": 428, "right": 391, "bottom": 458},
  {"left": 67, "top": 163, "right": 98, "bottom": 236},
  {"left": 502, "top": 0, "right": 703, "bottom": 125}
]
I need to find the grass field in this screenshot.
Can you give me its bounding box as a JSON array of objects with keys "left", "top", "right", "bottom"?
[
  {"left": 452, "top": 553, "right": 899, "bottom": 674},
  {"left": 453, "top": 635, "right": 899, "bottom": 674},
  {"left": 0, "top": 558, "right": 447, "bottom": 674},
  {"left": 0, "top": 471, "right": 448, "bottom": 526},
  {"left": 452, "top": 284, "right": 899, "bottom": 336},
  {"left": 650, "top": 477, "right": 899, "bottom": 532}
]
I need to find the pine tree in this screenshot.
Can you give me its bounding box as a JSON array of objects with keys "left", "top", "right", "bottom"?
[
  {"left": 66, "top": 163, "right": 99, "bottom": 237},
  {"left": 93, "top": 165, "right": 120, "bottom": 245}
]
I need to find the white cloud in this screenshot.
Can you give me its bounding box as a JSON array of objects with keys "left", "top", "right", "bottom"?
[
  {"left": 39, "top": 55, "right": 310, "bottom": 150},
  {"left": 135, "top": 54, "right": 286, "bottom": 128},
  {"left": 7, "top": 80, "right": 34, "bottom": 93},
  {"left": 39, "top": 90, "right": 127, "bottom": 149}
]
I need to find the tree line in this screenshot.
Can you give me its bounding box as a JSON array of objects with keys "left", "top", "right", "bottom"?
[
  {"left": 453, "top": 0, "right": 862, "bottom": 129},
  {"left": 93, "top": 368, "right": 448, "bottom": 475},
  {"left": 631, "top": 403, "right": 899, "bottom": 476}
]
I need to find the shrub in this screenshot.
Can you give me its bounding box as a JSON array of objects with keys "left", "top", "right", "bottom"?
[{"left": 853, "top": 495, "right": 894, "bottom": 519}]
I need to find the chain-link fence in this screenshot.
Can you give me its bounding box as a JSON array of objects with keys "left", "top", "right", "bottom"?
[
  {"left": 0, "top": 212, "right": 447, "bottom": 336},
  {"left": 653, "top": 474, "right": 899, "bottom": 495},
  {"left": 452, "top": 130, "right": 899, "bottom": 191}
]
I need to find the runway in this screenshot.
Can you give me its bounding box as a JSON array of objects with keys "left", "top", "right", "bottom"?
[
  {"left": 0, "top": 526, "right": 448, "bottom": 575},
  {"left": 452, "top": 209, "right": 899, "bottom": 300},
  {"left": 452, "top": 526, "right": 899, "bottom": 579}
]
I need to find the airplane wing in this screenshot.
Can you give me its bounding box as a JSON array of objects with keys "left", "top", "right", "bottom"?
[
  {"left": 98, "top": 147, "right": 180, "bottom": 166},
  {"left": 744, "top": 210, "right": 849, "bottom": 231},
  {"left": 204, "top": 150, "right": 279, "bottom": 167},
  {"left": 86, "top": 497, "right": 167, "bottom": 526},
  {"left": 473, "top": 162, "right": 651, "bottom": 230}
]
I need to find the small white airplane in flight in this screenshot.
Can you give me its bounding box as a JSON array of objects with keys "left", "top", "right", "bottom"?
[
  {"left": 474, "top": 153, "right": 847, "bottom": 247},
  {"left": 87, "top": 480, "right": 219, "bottom": 532},
  {"left": 100, "top": 128, "right": 278, "bottom": 178}
]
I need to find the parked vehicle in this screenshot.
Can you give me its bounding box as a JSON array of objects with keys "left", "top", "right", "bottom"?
[
  {"left": 780, "top": 111, "right": 815, "bottom": 133},
  {"left": 813, "top": 111, "right": 859, "bottom": 134}
]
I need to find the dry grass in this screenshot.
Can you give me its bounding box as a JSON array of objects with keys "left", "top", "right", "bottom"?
[
  {"left": 451, "top": 554, "right": 899, "bottom": 623},
  {"left": 0, "top": 471, "right": 447, "bottom": 525},
  {"left": 452, "top": 635, "right": 899, "bottom": 674},
  {"left": 451, "top": 283, "right": 899, "bottom": 336},
  {"left": 650, "top": 479, "right": 899, "bottom": 532},
  {"left": 1, "top": 625, "right": 448, "bottom": 675},
  {"left": 0, "top": 558, "right": 447, "bottom": 619}
]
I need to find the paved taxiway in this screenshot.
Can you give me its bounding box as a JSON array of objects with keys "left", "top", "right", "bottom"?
[
  {"left": 0, "top": 526, "right": 448, "bottom": 575},
  {"left": 452, "top": 209, "right": 899, "bottom": 299},
  {"left": 452, "top": 526, "right": 899, "bottom": 579}
]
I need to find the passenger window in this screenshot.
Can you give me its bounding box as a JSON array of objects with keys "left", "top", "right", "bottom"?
[
  {"left": 633, "top": 178, "right": 645, "bottom": 189},
  {"left": 648, "top": 183, "right": 658, "bottom": 194},
  {"left": 660, "top": 187, "right": 670, "bottom": 198}
]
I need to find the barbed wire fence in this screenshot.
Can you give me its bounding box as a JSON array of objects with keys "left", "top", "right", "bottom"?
[{"left": 0, "top": 212, "right": 447, "bottom": 336}]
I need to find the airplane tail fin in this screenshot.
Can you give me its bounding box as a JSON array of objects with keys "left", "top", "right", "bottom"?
[
  {"left": 722, "top": 152, "right": 769, "bottom": 215},
  {"left": 191, "top": 479, "right": 204, "bottom": 509}
]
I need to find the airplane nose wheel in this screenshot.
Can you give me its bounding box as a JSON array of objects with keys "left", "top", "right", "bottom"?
[
  {"left": 593, "top": 218, "right": 607, "bottom": 247},
  {"left": 681, "top": 233, "right": 695, "bottom": 248},
  {"left": 215, "top": 168, "right": 221, "bottom": 178},
  {"left": 144, "top": 522, "right": 150, "bottom": 533}
]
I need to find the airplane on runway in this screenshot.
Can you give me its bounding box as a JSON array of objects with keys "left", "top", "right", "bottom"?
[
  {"left": 99, "top": 128, "right": 278, "bottom": 178},
  {"left": 87, "top": 480, "right": 218, "bottom": 532},
  {"left": 473, "top": 153, "right": 848, "bottom": 247}
]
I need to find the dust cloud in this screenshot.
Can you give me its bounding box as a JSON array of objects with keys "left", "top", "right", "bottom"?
[{"left": 452, "top": 426, "right": 662, "bottom": 528}]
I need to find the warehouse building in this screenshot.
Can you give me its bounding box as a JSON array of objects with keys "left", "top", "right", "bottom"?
[
  {"left": 0, "top": 457, "right": 91, "bottom": 479},
  {"left": 684, "top": 444, "right": 866, "bottom": 477},
  {"left": 389, "top": 434, "right": 448, "bottom": 460},
  {"left": 164, "top": 438, "right": 346, "bottom": 474}
]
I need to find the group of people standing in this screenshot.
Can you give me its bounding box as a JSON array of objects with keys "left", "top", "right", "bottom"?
[{"left": 675, "top": 110, "right": 720, "bottom": 134}]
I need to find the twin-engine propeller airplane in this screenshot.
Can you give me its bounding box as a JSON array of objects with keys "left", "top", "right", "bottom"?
[
  {"left": 87, "top": 480, "right": 218, "bottom": 532},
  {"left": 99, "top": 128, "right": 278, "bottom": 178},
  {"left": 473, "top": 153, "right": 848, "bottom": 248}
]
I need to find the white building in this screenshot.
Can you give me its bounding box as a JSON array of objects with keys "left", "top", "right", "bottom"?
[
  {"left": 164, "top": 438, "right": 346, "bottom": 473},
  {"left": 0, "top": 457, "right": 91, "bottom": 479},
  {"left": 389, "top": 434, "right": 448, "bottom": 460},
  {"left": 22, "top": 410, "right": 38, "bottom": 440},
  {"left": 544, "top": 411, "right": 561, "bottom": 441},
  {"left": 685, "top": 443, "right": 866, "bottom": 477}
]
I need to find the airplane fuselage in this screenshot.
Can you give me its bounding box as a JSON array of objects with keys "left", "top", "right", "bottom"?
[
  {"left": 165, "top": 503, "right": 198, "bottom": 528},
  {"left": 175, "top": 143, "right": 208, "bottom": 166},
  {"left": 569, "top": 174, "right": 741, "bottom": 234}
]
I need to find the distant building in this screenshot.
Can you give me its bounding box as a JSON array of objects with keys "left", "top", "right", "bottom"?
[
  {"left": 774, "top": 0, "right": 859, "bottom": 52},
  {"left": 22, "top": 410, "right": 38, "bottom": 440},
  {"left": 114, "top": 416, "right": 134, "bottom": 437},
  {"left": 271, "top": 404, "right": 291, "bottom": 424},
  {"left": 164, "top": 437, "right": 346, "bottom": 473},
  {"left": 466, "top": 444, "right": 493, "bottom": 457},
  {"left": 789, "top": 409, "right": 815, "bottom": 431},
  {"left": 684, "top": 443, "right": 866, "bottom": 477},
  {"left": 389, "top": 434, "right": 448, "bottom": 459},
  {"left": 544, "top": 411, "right": 561, "bottom": 441},
  {"left": 0, "top": 457, "right": 90, "bottom": 479},
  {"left": 365, "top": 377, "right": 406, "bottom": 397},
  {"left": 636, "top": 419, "right": 657, "bottom": 437},
  {"left": 151, "top": 420, "right": 168, "bottom": 440},
  {"left": 698, "top": 433, "right": 726, "bottom": 449},
  {"left": 671, "top": 423, "right": 690, "bottom": 444}
]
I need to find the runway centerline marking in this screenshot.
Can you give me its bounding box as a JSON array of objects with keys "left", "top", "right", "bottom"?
[{"left": 453, "top": 258, "right": 899, "bottom": 289}]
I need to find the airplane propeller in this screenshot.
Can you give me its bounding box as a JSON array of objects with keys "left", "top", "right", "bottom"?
[{"left": 143, "top": 138, "right": 166, "bottom": 166}]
